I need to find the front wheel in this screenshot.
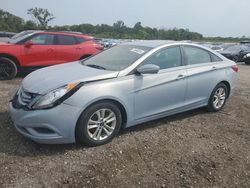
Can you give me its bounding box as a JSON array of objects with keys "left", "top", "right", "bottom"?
[
  {"left": 207, "top": 83, "right": 228, "bottom": 112},
  {"left": 76, "top": 101, "right": 122, "bottom": 146},
  {"left": 0, "top": 57, "right": 18, "bottom": 80}
]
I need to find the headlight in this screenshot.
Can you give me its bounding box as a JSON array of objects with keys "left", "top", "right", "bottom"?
[{"left": 32, "top": 82, "right": 81, "bottom": 110}]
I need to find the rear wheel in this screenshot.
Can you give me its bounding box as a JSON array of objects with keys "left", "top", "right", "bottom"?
[
  {"left": 207, "top": 83, "right": 228, "bottom": 112},
  {"left": 0, "top": 57, "right": 18, "bottom": 80},
  {"left": 76, "top": 101, "right": 122, "bottom": 146}
]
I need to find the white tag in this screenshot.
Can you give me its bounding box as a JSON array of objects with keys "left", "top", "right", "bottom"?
[{"left": 130, "top": 48, "right": 145, "bottom": 54}]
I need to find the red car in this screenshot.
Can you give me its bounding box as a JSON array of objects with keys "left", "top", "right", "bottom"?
[{"left": 0, "top": 31, "right": 104, "bottom": 80}]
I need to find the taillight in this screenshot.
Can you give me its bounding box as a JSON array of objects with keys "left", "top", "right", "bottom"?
[{"left": 232, "top": 65, "right": 239, "bottom": 72}]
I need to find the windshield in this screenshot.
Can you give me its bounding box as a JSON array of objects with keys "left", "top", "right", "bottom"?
[
  {"left": 82, "top": 45, "right": 152, "bottom": 71},
  {"left": 8, "top": 31, "right": 35, "bottom": 44}
]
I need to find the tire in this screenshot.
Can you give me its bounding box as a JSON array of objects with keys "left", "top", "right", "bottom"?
[
  {"left": 76, "top": 101, "right": 122, "bottom": 146},
  {"left": 232, "top": 56, "right": 239, "bottom": 63},
  {"left": 245, "top": 60, "right": 250, "bottom": 65},
  {"left": 0, "top": 57, "right": 18, "bottom": 80},
  {"left": 207, "top": 83, "right": 228, "bottom": 112}
]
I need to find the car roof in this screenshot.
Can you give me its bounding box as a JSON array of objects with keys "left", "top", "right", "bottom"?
[
  {"left": 121, "top": 40, "right": 177, "bottom": 48},
  {"left": 35, "top": 31, "right": 94, "bottom": 40}
]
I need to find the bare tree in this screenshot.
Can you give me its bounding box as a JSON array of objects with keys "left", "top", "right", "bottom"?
[{"left": 27, "top": 7, "right": 55, "bottom": 29}]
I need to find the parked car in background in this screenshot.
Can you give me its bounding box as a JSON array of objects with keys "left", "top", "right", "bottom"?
[
  {"left": 219, "top": 45, "right": 250, "bottom": 62},
  {"left": 240, "top": 40, "right": 250, "bottom": 45},
  {"left": 211, "top": 46, "right": 224, "bottom": 52},
  {"left": 0, "top": 31, "right": 17, "bottom": 42},
  {"left": 0, "top": 31, "right": 104, "bottom": 80},
  {"left": 10, "top": 41, "right": 238, "bottom": 146},
  {"left": 243, "top": 53, "right": 250, "bottom": 65},
  {"left": 0, "top": 31, "right": 16, "bottom": 38}
]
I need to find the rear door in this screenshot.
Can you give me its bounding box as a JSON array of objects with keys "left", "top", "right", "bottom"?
[
  {"left": 21, "top": 33, "right": 58, "bottom": 67},
  {"left": 182, "top": 45, "right": 223, "bottom": 107},
  {"left": 53, "top": 34, "right": 81, "bottom": 64}
]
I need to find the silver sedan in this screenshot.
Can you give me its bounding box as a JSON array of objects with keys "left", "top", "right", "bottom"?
[{"left": 10, "top": 40, "right": 238, "bottom": 146}]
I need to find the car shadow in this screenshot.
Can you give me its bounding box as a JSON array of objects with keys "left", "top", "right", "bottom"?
[
  {"left": 0, "top": 107, "right": 207, "bottom": 157},
  {"left": 120, "top": 107, "right": 207, "bottom": 135}
]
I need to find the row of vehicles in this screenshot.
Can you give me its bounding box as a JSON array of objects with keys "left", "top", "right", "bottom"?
[
  {"left": 0, "top": 31, "right": 249, "bottom": 80},
  {"left": 200, "top": 42, "right": 250, "bottom": 65}
]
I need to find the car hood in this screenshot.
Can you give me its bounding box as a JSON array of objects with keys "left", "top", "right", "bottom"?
[{"left": 22, "top": 61, "right": 119, "bottom": 94}]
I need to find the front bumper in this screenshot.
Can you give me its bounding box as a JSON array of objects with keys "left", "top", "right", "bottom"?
[{"left": 9, "top": 102, "right": 82, "bottom": 144}]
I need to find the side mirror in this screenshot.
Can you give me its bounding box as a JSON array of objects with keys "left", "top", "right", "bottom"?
[
  {"left": 136, "top": 64, "right": 160, "bottom": 75},
  {"left": 24, "top": 40, "right": 33, "bottom": 47}
]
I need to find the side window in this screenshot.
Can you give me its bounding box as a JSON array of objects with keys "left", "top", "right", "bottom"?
[
  {"left": 184, "top": 46, "right": 211, "bottom": 65},
  {"left": 210, "top": 53, "right": 223, "bottom": 62},
  {"left": 75, "top": 37, "right": 86, "bottom": 44},
  {"left": 143, "top": 47, "right": 182, "bottom": 70},
  {"left": 30, "top": 34, "right": 55, "bottom": 45},
  {"left": 57, "top": 35, "right": 76, "bottom": 45}
]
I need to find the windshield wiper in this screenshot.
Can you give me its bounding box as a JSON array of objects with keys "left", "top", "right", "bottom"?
[{"left": 86, "top": 64, "right": 106, "bottom": 70}]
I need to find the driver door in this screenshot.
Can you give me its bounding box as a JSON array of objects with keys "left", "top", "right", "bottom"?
[
  {"left": 134, "top": 46, "right": 187, "bottom": 120},
  {"left": 21, "top": 34, "right": 58, "bottom": 67}
]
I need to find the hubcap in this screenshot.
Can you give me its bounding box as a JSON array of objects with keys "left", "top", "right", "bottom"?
[
  {"left": 213, "top": 87, "right": 226, "bottom": 109},
  {"left": 87, "top": 108, "right": 116, "bottom": 141}
]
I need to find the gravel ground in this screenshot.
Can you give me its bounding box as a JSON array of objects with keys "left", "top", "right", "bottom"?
[{"left": 0, "top": 64, "right": 249, "bottom": 188}]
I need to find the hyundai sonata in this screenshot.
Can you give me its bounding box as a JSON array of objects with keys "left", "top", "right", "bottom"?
[{"left": 10, "top": 41, "right": 238, "bottom": 146}]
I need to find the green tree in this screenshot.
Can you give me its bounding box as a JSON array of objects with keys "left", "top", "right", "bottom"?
[
  {"left": 23, "top": 20, "right": 38, "bottom": 30},
  {"left": 0, "top": 9, "right": 24, "bottom": 32},
  {"left": 27, "top": 7, "right": 55, "bottom": 29}
]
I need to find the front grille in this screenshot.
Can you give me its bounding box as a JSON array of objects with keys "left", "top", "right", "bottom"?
[{"left": 12, "top": 87, "right": 39, "bottom": 109}]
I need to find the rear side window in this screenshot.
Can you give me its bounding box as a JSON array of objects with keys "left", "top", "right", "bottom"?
[
  {"left": 30, "top": 34, "right": 55, "bottom": 45},
  {"left": 57, "top": 35, "right": 76, "bottom": 45},
  {"left": 75, "top": 37, "right": 86, "bottom": 44},
  {"left": 143, "top": 46, "right": 182, "bottom": 70},
  {"left": 184, "top": 46, "right": 211, "bottom": 65},
  {"left": 210, "top": 53, "right": 223, "bottom": 62}
]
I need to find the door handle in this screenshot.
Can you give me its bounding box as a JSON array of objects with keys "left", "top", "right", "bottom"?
[
  {"left": 76, "top": 47, "right": 82, "bottom": 50},
  {"left": 211, "top": 66, "right": 217, "bottom": 71},
  {"left": 176, "top": 74, "right": 185, "bottom": 80}
]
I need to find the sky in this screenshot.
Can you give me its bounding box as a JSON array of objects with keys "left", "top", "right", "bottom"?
[{"left": 1, "top": 0, "right": 249, "bottom": 37}]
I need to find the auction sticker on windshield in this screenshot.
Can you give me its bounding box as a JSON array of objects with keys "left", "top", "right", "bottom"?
[{"left": 130, "top": 48, "right": 145, "bottom": 54}]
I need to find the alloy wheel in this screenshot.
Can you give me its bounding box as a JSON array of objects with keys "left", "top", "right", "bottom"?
[
  {"left": 213, "top": 87, "right": 226, "bottom": 109},
  {"left": 87, "top": 108, "right": 117, "bottom": 141}
]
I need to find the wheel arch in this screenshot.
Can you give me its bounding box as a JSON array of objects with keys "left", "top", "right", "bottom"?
[
  {"left": 219, "top": 80, "right": 231, "bottom": 98},
  {"left": 75, "top": 98, "right": 128, "bottom": 137},
  {"left": 0, "top": 53, "right": 21, "bottom": 69}
]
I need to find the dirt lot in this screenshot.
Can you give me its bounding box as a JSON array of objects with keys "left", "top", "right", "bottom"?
[{"left": 0, "top": 64, "right": 249, "bottom": 188}]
